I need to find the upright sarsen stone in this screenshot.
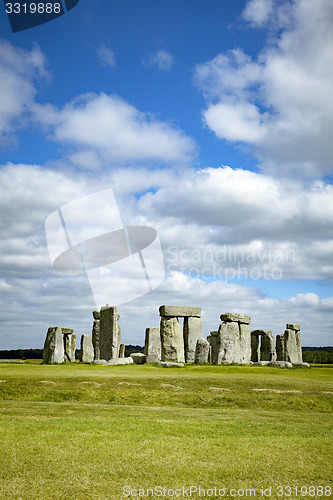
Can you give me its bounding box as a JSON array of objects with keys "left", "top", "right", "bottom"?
[
  {"left": 144, "top": 327, "right": 161, "bottom": 363},
  {"left": 92, "top": 310, "right": 100, "bottom": 361},
  {"left": 63, "top": 333, "right": 76, "bottom": 362},
  {"left": 160, "top": 317, "right": 185, "bottom": 363},
  {"left": 207, "top": 331, "right": 219, "bottom": 364},
  {"left": 217, "top": 313, "right": 252, "bottom": 364},
  {"left": 99, "top": 305, "right": 121, "bottom": 361},
  {"left": 43, "top": 327, "right": 65, "bottom": 364},
  {"left": 80, "top": 334, "right": 94, "bottom": 363},
  {"left": 195, "top": 338, "right": 210, "bottom": 364},
  {"left": 184, "top": 316, "right": 203, "bottom": 363},
  {"left": 276, "top": 324, "right": 303, "bottom": 364}
]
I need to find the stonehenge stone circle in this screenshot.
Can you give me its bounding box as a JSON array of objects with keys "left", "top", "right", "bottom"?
[
  {"left": 143, "top": 327, "right": 161, "bottom": 363},
  {"left": 80, "top": 334, "right": 94, "bottom": 363}
]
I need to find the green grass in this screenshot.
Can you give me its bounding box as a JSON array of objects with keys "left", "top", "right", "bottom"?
[{"left": 0, "top": 363, "right": 332, "bottom": 499}]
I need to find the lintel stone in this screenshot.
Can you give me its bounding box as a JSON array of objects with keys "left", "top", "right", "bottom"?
[
  {"left": 159, "top": 305, "right": 201, "bottom": 318},
  {"left": 286, "top": 323, "right": 300, "bottom": 331},
  {"left": 61, "top": 328, "right": 74, "bottom": 335},
  {"left": 220, "top": 312, "right": 251, "bottom": 324}
]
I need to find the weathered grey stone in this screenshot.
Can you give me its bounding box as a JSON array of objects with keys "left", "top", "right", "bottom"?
[
  {"left": 184, "top": 316, "right": 203, "bottom": 363},
  {"left": 220, "top": 313, "right": 251, "bottom": 324},
  {"left": 92, "top": 313, "right": 100, "bottom": 361},
  {"left": 99, "top": 304, "right": 121, "bottom": 361},
  {"left": 251, "top": 333, "right": 260, "bottom": 363},
  {"left": 159, "top": 305, "right": 201, "bottom": 317},
  {"left": 92, "top": 359, "right": 107, "bottom": 365},
  {"left": 104, "top": 357, "right": 133, "bottom": 365},
  {"left": 294, "top": 362, "right": 310, "bottom": 368},
  {"left": 217, "top": 321, "right": 241, "bottom": 364},
  {"left": 251, "top": 330, "right": 276, "bottom": 362},
  {"left": 160, "top": 317, "right": 185, "bottom": 363},
  {"left": 286, "top": 323, "right": 300, "bottom": 331},
  {"left": 92, "top": 311, "right": 100, "bottom": 320},
  {"left": 207, "top": 332, "right": 219, "bottom": 364},
  {"left": 119, "top": 344, "right": 125, "bottom": 358},
  {"left": 60, "top": 328, "right": 74, "bottom": 335},
  {"left": 43, "top": 327, "right": 64, "bottom": 364},
  {"left": 217, "top": 317, "right": 251, "bottom": 364},
  {"left": 131, "top": 353, "right": 146, "bottom": 364},
  {"left": 63, "top": 333, "right": 76, "bottom": 362},
  {"left": 239, "top": 323, "right": 251, "bottom": 363},
  {"left": 143, "top": 327, "right": 161, "bottom": 363},
  {"left": 276, "top": 328, "right": 303, "bottom": 364},
  {"left": 195, "top": 338, "right": 210, "bottom": 364},
  {"left": 252, "top": 361, "right": 270, "bottom": 366},
  {"left": 80, "top": 335, "right": 94, "bottom": 363},
  {"left": 268, "top": 361, "right": 293, "bottom": 368},
  {"left": 156, "top": 361, "right": 185, "bottom": 368}
]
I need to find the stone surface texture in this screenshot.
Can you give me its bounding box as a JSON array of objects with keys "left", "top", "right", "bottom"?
[
  {"left": 63, "top": 333, "right": 76, "bottom": 362},
  {"left": 159, "top": 305, "right": 201, "bottom": 318},
  {"left": 184, "top": 316, "right": 203, "bottom": 363},
  {"left": 131, "top": 353, "right": 146, "bottom": 364},
  {"left": 99, "top": 305, "right": 121, "bottom": 361},
  {"left": 276, "top": 326, "right": 303, "bottom": 364},
  {"left": 43, "top": 327, "right": 65, "bottom": 364},
  {"left": 251, "top": 330, "right": 276, "bottom": 362},
  {"left": 92, "top": 312, "right": 100, "bottom": 361},
  {"left": 143, "top": 327, "right": 161, "bottom": 363},
  {"left": 160, "top": 317, "right": 185, "bottom": 363},
  {"left": 220, "top": 313, "right": 251, "bottom": 324},
  {"left": 207, "top": 331, "right": 219, "bottom": 364},
  {"left": 195, "top": 338, "right": 210, "bottom": 364},
  {"left": 80, "top": 334, "right": 94, "bottom": 363}
]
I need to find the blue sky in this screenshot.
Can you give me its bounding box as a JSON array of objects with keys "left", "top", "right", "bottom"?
[{"left": 0, "top": 0, "right": 332, "bottom": 349}]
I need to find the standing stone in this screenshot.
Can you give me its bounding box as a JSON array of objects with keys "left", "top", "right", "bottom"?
[
  {"left": 251, "top": 333, "right": 260, "bottom": 362},
  {"left": 63, "top": 333, "right": 76, "bottom": 362},
  {"left": 184, "top": 316, "right": 203, "bottom": 363},
  {"left": 217, "top": 313, "right": 251, "bottom": 364},
  {"left": 99, "top": 305, "right": 121, "bottom": 361},
  {"left": 160, "top": 317, "right": 185, "bottom": 363},
  {"left": 43, "top": 327, "right": 65, "bottom": 364},
  {"left": 80, "top": 335, "right": 94, "bottom": 363},
  {"left": 260, "top": 330, "right": 276, "bottom": 361},
  {"left": 143, "top": 327, "right": 161, "bottom": 363},
  {"left": 207, "top": 331, "right": 219, "bottom": 364},
  {"left": 217, "top": 321, "right": 241, "bottom": 364},
  {"left": 195, "top": 338, "right": 210, "bottom": 364},
  {"left": 277, "top": 325, "right": 303, "bottom": 364},
  {"left": 119, "top": 344, "right": 125, "bottom": 358},
  {"left": 92, "top": 310, "right": 100, "bottom": 360}
]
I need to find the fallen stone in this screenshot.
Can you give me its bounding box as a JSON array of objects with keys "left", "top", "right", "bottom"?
[
  {"left": 43, "top": 327, "right": 65, "bottom": 364},
  {"left": 92, "top": 359, "right": 107, "bottom": 365},
  {"left": 184, "top": 316, "right": 203, "bottom": 363},
  {"left": 268, "top": 361, "right": 293, "bottom": 368},
  {"left": 286, "top": 323, "right": 300, "bottom": 331},
  {"left": 143, "top": 327, "right": 161, "bottom": 363},
  {"left": 195, "top": 338, "right": 210, "bottom": 364},
  {"left": 252, "top": 361, "right": 270, "bottom": 366},
  {"left": 104, "top": 357, "right": 133, "bottom": 365},
  {"left": 80, "top": 334, "right": 94, "bottom": 363},
  {"left": 220, "top": 312, "right": 251, "bottom": 324},
  {"left": 159, "top": 305, "right": 201, "bottom": 317},
  {"left": 156, "top": 361, "right": 185, "bottom": 368},
  {"left": 294, "top": 362, "right": 310, "bottom": 368},
  {"left": 130, "top": 353, "right": 146, "bottom": 364},
  {"left": 0, "top": 360, "right": 24, "bottom": 364},
  {"left": 160, "top": 316, "right": 185, "bottom": 363}
]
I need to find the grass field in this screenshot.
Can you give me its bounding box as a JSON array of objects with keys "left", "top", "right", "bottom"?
[{"left": 0, "top": 363, "right": 332, "bottom": 499}]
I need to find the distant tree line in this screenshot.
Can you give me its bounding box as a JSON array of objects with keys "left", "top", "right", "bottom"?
[
  {"left": 0, "top": 346, "right": 332, "bottom": 363},
  {"left": 0, "top": 345, "right": 145, "bottom": 360}
]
